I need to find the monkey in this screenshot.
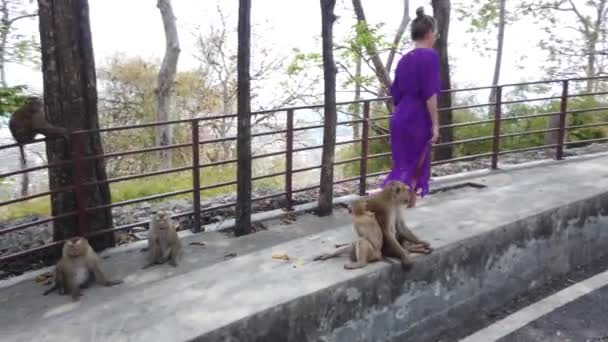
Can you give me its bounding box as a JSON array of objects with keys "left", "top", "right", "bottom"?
[
  {"left": 42, "top": 237, "right": 123, "bottom": 301},
  {"left": 365, "top": 180, "right": 418, "bottom": 270},
  {"left": 314, "top": 201, "right": 384, "bottom": 270},
  {"left": 9, "top": 96, "right": 67, "bottom": 183},
  {"left": 396, "top": 217, "right": 433, "bottom": 254},
  {"left": 142, "top": 210, "right": 182, "bottom": 269}
]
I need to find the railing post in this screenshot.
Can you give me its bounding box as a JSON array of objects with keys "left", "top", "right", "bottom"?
[
  {"left": 191, "top": 120, "right": 202, "bottom": 232},
  {"left": 71, "top": 132, "right": 89, "bottom": 237},
  {"left": 491, "top": 86, "right": 502, "bottom": 170},
  {"left": 285, "top": 109, "right": 294, "bottom": 211},
  {"left": 358, "top": 101, "right": 370, "bottom": 196},
  {"left": 556, "top": 80, "right": 569, "bottom": 160}
]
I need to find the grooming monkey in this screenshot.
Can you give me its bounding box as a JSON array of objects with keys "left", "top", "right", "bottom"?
[
  {"left": 365, "top": 180, "right": 424, "bottom": 270},
  {"left": 43, "top": 237, "right": 123, "bottom": 300},
  {"left": 314, "top": 201, "right": 383, "bottom": 269},
  {"left": 142, "top": 210, "right": 182, "bottom": 269}
]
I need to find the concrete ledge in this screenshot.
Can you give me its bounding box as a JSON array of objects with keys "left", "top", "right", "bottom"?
[{"left": 1, "top": 154, "right": 608, "bottom": 341}]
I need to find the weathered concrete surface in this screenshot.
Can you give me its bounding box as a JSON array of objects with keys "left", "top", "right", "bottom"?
[{"left": 1, "top": 153, "right": 608, "bottom": 342}]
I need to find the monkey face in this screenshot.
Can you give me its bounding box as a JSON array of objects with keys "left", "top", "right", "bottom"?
[
  {"left": 63, "top": 237, "right": 85, "bottom": 257},
  {"left": 385, "top": 180, "right": 410, "bottom": 205},
  {"left": 154, "top": 210, "right": 171, "bottom": 229},
  {"left": 25, "top": 96, "right": 43, "bottom": 110},
  {"left": 351, "top": 201, "right": 367, "bottom": 216}
]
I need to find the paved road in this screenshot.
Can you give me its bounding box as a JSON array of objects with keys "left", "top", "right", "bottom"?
[{"left": 461, "top": 270, "right": 608, "bottom": 342}]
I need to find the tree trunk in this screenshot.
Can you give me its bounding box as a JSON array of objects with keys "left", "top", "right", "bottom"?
[
  {"left": 38, "top": 0, "right": 114, "bottom": 250},
  {"left": 488, "top": 0, "right": 505, "bottom": 116},
  {"left": 235, "top": 0, "right": 252, "bottom": 236},
  {"left": 351, "top": 49, "right": 362, "bottom": 140},
  {"left": 431, "top": 0, "right": 453, "bottom": 161},
  {"left": 0, "top": 0, "right": 7, "bottom": 87},
  {"left": 155, "top": 0, "right": 180, "bottom": 168},
  {"left": 317, "top": 0, "right": 337, "bottom": 217},
  {"left": 385, "top": 0, "right": 410, "bottom": 73},
  {"left": 351, "top": 0, "right": 393, "bottom": 113}
]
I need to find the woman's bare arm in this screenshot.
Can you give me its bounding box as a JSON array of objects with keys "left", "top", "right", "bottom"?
[{"left": 426, "top": 94, "right": 439, "bottom": 142}]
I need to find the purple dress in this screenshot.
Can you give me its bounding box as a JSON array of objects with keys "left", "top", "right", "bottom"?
[{"left": 382, "top": 48, "right": 441, "bottom": 197}]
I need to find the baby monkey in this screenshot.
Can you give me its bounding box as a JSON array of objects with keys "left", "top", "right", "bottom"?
[
  {"left": 314, "top": 201, "right": 384, "bottom": 270},
  {"left": 143, "top": 210, "right": 182, "bottom": 269},
  {"left": 43, "top": 237, "right": 122, "bottom": 301}
]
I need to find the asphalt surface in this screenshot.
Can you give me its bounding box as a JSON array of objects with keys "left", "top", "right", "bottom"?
[
  {"left": 437, "top": 253, "right": 608, "bottom": 342},
  {"left": 498, "top": 284, "right": 608, "bottom": 342}
]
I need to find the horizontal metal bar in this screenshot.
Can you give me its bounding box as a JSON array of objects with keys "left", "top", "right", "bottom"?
[
  {"left": 292, "top": 144, "right": 324, "bottom": 153},
  {"left": 293, "top": 164, "right": 322, "bottom": 174},
  {"left": 200, "top": 180, "right": 237, "bottom": 191},
  {"left": 85, "top": 189, "right": 193, "bottom": 213},
  {"left": 200, "top": 158, "right": 237, "bottom": 168},
  {"left": 0, "top": 159, "right": 72, "bottom": 179},
  {"left": 252, "top": 171, "right": 285, "bottom": 182},
  {"left": 83, "top": 166, "right": 192, "bottom": 188},
  {"left": 292, "top": 124, "right": 325, "bottom": 132},
  {"left": 500, "top": 95, "right": 562, "bottom": 106},
  {"left": 252, "top": 191, "right": 287, "bottom": 202},
  {"left": 335, "top": 138, "right": 362, "bottom": 146},
  {"left": 252, "top": 150, "right": 286, "bottom": 160},
  {"left": 333, "top": 156, "right": 362, "bottom": 166},
  {"left": 367, "top": 152, "right": 391, "bottom": 160},
  {"left": 499, "top": 128, "right": 559, "bottom": 139},
  {"left": 0, "top": 211, "right": 77, "bottom": 235},
  {"left": 90, "top": 142, "right": 192, "bottom": 161},
  {"left": 567, "top": 122, "right": 608, "bottom": 130},
  {"left": 0, "top": 185, "right": 74, "bottom": 207},
  {"left": 564, "top": 137, "right": 608, "bottom": 146},
  {"left": 368, "top": 134, "right": 390, "bottom": 141},
  {"left": 568, "top": 91, "right": 608, "bottom": 98},
  {"left": 567, "top": 106, "right": 608, "bottom": 115},
  {"left": 431, "top": 152, "right": 493, "bottom": 166},
  {"left": 333, "top": 176, "right": 360, "bottom": 185},
  {"left": 365, "top": 170, "right": 391, "bottom": 178},
  {"left": 498, "top": 144, "right": 558, "bottom": 155},
  {"left": 435, "top": 135, "right": 494, "bottom": 147}
]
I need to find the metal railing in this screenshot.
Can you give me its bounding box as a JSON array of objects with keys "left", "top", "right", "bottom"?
[{"left": 1, "top": 76, "right": 607, "bottom": 263}]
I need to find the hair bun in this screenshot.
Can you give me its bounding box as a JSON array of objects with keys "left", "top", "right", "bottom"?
[{"left": 415, "top": 7, "right": 425, "bottom": 19}]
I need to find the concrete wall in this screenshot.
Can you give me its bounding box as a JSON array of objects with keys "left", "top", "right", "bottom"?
[{"left": 198, "top": 193, "right": 608, "bottom": 342}]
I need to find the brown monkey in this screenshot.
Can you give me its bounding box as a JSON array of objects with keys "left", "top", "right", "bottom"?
[
  {"left": 396, "top": 209, "right": 433, "bottom": 255},
  {"left": 9, "top": 96, "right": 67, "bottom": 180},
  {"left": 365, "top": 180, "right": 417, "bottom": 270},
  {"left": 9, "top": 96, "right": 67, "bottom": 144},
  {"left": 314, "top": 201, "right": 384, "bottom": 270},
  {"left": 142, "top": 210, "right": 182, "bottom": 269},
  {"left": 42, "top": 237, "right": 122, "bottom": 301}
]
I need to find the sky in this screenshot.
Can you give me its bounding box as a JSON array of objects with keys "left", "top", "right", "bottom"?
[{"left": 5, "top": 0, "right": 550, "bottom": 100}]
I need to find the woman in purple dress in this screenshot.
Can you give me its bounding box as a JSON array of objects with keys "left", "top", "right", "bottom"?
[{"left": 382, "top": 7, "right": 441, "bottom": 208}]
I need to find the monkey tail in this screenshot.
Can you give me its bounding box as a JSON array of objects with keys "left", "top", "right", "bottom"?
[
  {"left": 42, "top": 284, "right": 57, "bottom": 296},
  {"left": 18, "top": 145, "right": 27, "bottom": 169}
]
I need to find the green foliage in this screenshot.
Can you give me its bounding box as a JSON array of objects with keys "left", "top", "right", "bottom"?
[
  {"left": 0, "top": 85, "right": 27, "bottom": 117},
  {"left": 339, "top": 95, "right": 608, "bottom": 178}
]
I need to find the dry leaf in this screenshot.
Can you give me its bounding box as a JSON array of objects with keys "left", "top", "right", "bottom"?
[
  {"left": 189, "top": 241, "right": 206, "bottom": 247},
  {"left": 35, "top": 272, "right": 53, "bottom": 283},
  {"left": 292, "top": 258, "right": 303, "bottom": 268},
  {"left": 272, "top": 252, "right": 290, "bottom": 261},
  {"left": 224, "top": 252, "right": 237, "bottom": 259}
]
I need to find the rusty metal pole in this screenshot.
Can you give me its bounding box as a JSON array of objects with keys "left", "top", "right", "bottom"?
[
  {"left": 491, "top": 86, "right": 502, "bottom": 170},
  {"left": 71, "top": 132, "right": 89, "bottom": 237},
  {"left": 191, "top": 120, "right": 202, "bottom": 232},
  {"left": 359, "top": 101, "right": 370, "bottom": 196},
  {"left": 285, "top": 109, "right": 294, "bottom": 211},
  {"left": 556, "top": 80, "right": 569, "bottom": 160}
]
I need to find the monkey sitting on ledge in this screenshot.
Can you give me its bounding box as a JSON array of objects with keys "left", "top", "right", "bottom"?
[{"left": 42, "top": 237, "right": 123, "bottom": 301}]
